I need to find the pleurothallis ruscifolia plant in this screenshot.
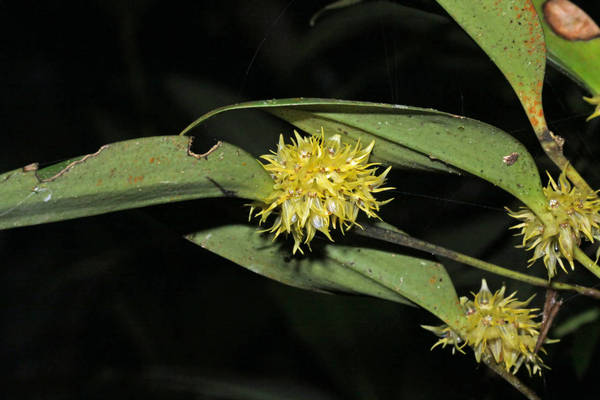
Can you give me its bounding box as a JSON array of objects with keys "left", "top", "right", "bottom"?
[{"left": 2, "top": 1, "right": 600, "bottom": 400}]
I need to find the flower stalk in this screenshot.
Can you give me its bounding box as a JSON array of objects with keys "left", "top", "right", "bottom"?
[
  {"left": 574, "top": 247, "right": 600, "bottom": 280},
  {"left": 482, "top": 355, "right": 541, "bottom": 400},
  {"left": 353, "top": 224, "right": 600, "bottom": 299}
]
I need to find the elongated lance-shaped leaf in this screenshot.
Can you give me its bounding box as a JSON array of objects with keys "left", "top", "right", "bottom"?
[
  {"left": 434, "top": 0, "right": 548, "bottom": 134},
  {"left": 532, "top": 0, "right": 600, "bottom": 116},
  {"left": 180, "top": 101, "right": 457, "bottom": 175},
  {"left": 433, "top": 0, "right": 586, "bottom": 191},
  {"left": 0, "top": 136, "right": 272, "bottom": 230},
  {"left": 181, "top": 98, "right": 554, "bottom": 227},
  {"left": 186, "top": 222, "right": 467, "bottom": 330}
]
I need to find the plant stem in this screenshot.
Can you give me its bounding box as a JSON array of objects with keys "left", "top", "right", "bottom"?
[
  {"left": 574, "top": 247, "right": 600, "bottom": 279},
  {"left": 535, "top": 289, "right": 562, "bottom": 354},
  {"left": 354, "top": 224, "right": 600, "bottom": 299},
  {"left": 535, "top": 128, "right": 593, "bottom": 193},
  {"left": 482, "top": 355, "right": 541, "bottom": 400},
  {"left": 563, "top": 163, "right": 593, "bottom": 193}
]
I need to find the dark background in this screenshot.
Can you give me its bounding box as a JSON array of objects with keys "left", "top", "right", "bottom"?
[{"left": 1, "top": 1, "right": 600, "bottom": 399}]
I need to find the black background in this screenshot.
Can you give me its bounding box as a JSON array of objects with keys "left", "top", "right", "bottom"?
[{"left": 1, "top": 1, "right": 600, "bottom": 399}]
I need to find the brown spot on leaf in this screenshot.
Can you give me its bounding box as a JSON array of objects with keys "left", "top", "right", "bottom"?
[
  {"left": 503, "top": 152, "right": 519, "bottom": 165},
  {"left": 128, "top": 175, "right": 144, "bottom": 184},
  {"left": 543, "top": 0, "right": 600, "bottom": 40},
  {"left": 23, "top": 163, "right": 39, "bottom": 172}
]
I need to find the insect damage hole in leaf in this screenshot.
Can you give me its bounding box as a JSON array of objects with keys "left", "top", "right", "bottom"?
[
  {"left": 35, "top": 144, "right": 110, "bottom": 182},
  {"left": 187, "top": 137, "right": 224, "bottom": 160}
]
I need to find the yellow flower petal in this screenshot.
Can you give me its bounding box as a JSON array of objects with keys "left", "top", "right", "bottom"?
[
  {"left": 583, "top": 95, "right": 600, "bottom": 121},
  {"left": 507, "top": 171, "right": 600, "bottom": 278},
  {"left": 423, "top": 280, "right": 551, "bottom": 376},
  {"left": 250, "top": 130, "right": 392, "bottom": 253}
]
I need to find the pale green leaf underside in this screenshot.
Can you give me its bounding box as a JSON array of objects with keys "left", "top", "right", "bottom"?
[
  {"left": 181, "top": 100, "right": 457, "bottom": 174},
  {"left": 186, "top": 222, "right": 466, "bottom": 327},
  {"left": 182, "top": 98, "right": 548, "bottom": 217},
  {"left": 436, "top": 0, "right": 548, "bottom": 131},
  {"left": 0, "top": 136, "right": 272, "bottom": 230}
]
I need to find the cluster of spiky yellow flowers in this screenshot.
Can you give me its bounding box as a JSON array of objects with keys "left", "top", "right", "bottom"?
[
  {"left": 584, "top": 95, "right": 600, "bottom": 121},
  {"left": 422, "top": 280, "right": 549, "bottom": 376},
  {"left": 507, "top": 172, "right": 600, "bottom": 278},
  {"left": 249, "top": 130, "right": 392, "bottom": 254}
]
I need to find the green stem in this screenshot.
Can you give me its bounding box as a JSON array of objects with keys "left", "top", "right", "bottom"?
[
  {"left": 574, "top": 247, "right": 600, "bottom": 280},
  {"left": 534, "top": 127, "right": 593, "bottom": 193},
  {"left": 563, "top": 162, "right": 593, "bottom": 194},
  {"left": 354, "top": 224, "right": 600, "bottom": 299},
  {"left": 482, "top": 355, "right": 540, "bottom": 400}
]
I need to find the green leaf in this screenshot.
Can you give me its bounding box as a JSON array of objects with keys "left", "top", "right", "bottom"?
[
  {"left": 532, "top": 0, "right": 600, "bottom": 95},
  {"left": 435, "top": 0, "right": 548, "bottom": 133},
  {"left": 0, "top": 136, "right": 272, "bottom": 230},
  {"left": 186, "top": 222, "right": 466, "bottom": 328},
  {"left": 181, "top": 100, "right": 457, "bottom": 175},
  {"left": 181, "top": 98, "right": 550, "bottom": 220},
  {"left": 553, "top": 307, "right": 600, "bottom": 338}
]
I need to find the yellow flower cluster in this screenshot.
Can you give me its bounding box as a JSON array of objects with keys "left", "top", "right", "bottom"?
[
  {"left": 507, "top": 172, "right": 600, "bottom": 278},
  {"left": 423, "top": 280, "right": 548, "bottom": 376},
  {"left": 250, "top": 130, "right": 392, "bottom": 254},
  {"left": 584, "top": 95, "right": 600, "bottom": 121}
]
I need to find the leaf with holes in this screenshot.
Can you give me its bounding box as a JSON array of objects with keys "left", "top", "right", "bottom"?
[
  {"left": 181, "top": 98, "right": 552, "bottom": 224},
  {"left": 181, "top": 100, "right": 457, "bottom": 174},
  {"left": 0, "top": 136, "right": 272, "bottom": 230}
]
